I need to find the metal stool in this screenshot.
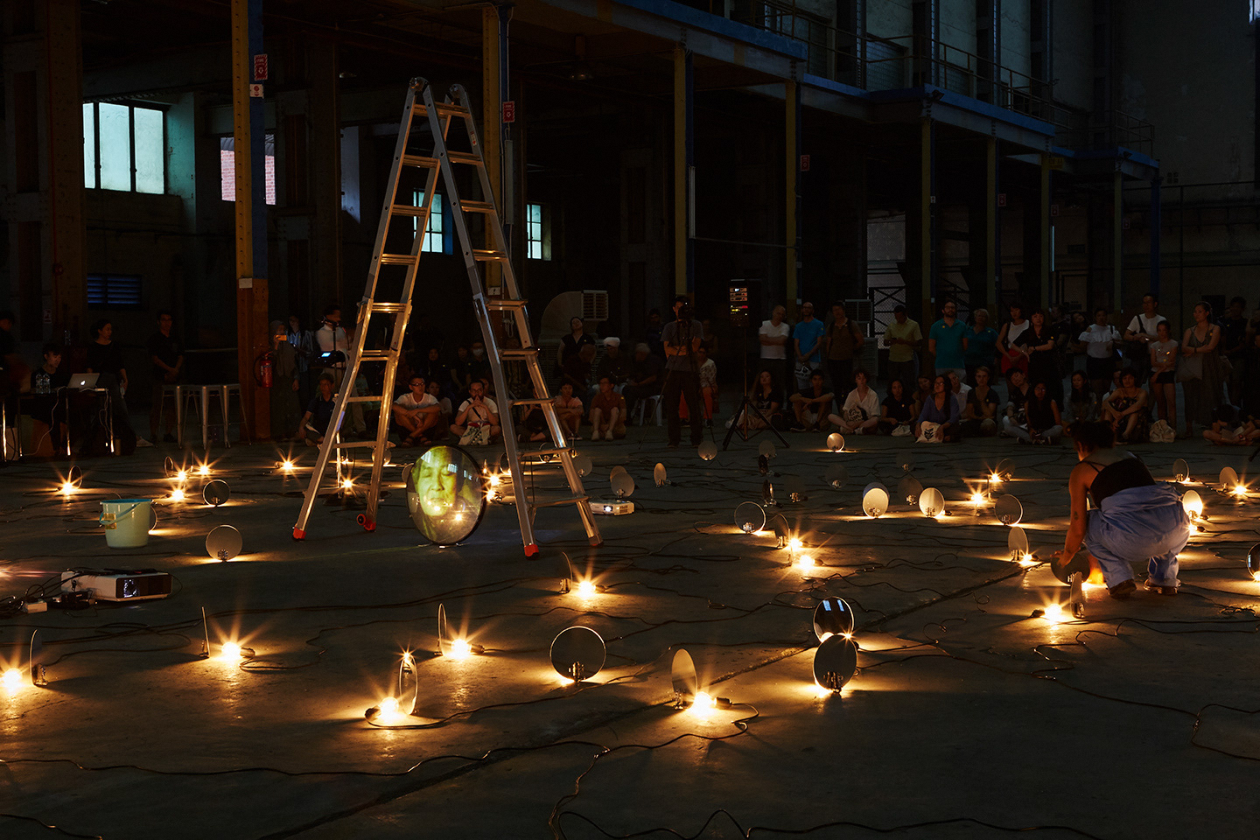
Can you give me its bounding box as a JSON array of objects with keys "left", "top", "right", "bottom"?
[
  {"left": 220, "top": 384, "right": 252, "bottom": 445},
  {"left": 154, "top": 384, "right": 182, "bottom": 444},
  {"left": 179, "top": 385, "right": 250, "bottom": 451}
]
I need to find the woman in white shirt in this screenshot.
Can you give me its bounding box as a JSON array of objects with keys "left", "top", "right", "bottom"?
[
  {"left": 1148, "top": 320, "right": 1178, "bottom": 427},
  {"left": 827, "top": 369, "right": 879, "bottom": 434},
  {"left": 1076, "top": 307, "right": 1119, "bottom": 399}
]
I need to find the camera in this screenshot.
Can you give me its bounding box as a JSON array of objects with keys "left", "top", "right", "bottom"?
[{"left": 676, "top": 301, "right": 693, "bottom": 321}]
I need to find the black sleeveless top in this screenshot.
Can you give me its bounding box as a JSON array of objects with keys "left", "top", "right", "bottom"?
[{"left": 1087, "top": 457, "right": 1155, "bottom": 507}]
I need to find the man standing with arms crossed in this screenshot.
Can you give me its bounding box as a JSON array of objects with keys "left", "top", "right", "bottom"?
[
  {"left": 148, "top": 310, "right": 184, "bottom": 444},
  {"left": 792, "top": 302, "right": 825, "bottom": 390},
  {"left": 758, "top": 304, "right": 791, "bottom": 397},
  {"left": 928, "top": 300, "right": 968, "bottom": 381},
  {"left": 882, "top": 304, "right": 922, "bottom": 390},
  {"left": 662, "top": 295, "right": 704, "bottom": 449}
]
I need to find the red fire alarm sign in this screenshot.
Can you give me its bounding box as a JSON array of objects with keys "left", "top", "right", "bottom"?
[{"left": 502, "top": 101, "right": 516, "bottom": 123}]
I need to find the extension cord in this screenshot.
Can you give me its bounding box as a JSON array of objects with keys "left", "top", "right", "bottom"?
[{"left": 21, "top": 600, "right": 49, "bottom": 614}]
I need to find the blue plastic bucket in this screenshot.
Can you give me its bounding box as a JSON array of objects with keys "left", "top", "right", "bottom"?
[{"left": 100, "top": 499, "right": 152, "bottom": 549}]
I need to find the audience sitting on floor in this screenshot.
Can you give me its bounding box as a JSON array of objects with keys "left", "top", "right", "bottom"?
[
  {"left": 451, "top": 380, "right": 501, "bottom": 445},
  {"left": 596, "top": 337, "right": 630, "bottom": 389},
  {"left": 623, "top": 343, "right": 663, "bottom": 420},
  {"left": 788, "top": 369, "right": 834, "bottom": 432},
  {"left": 299, "top": 373, "right": 338, "bottom": 446},
  {"left": 730, "top": 369, "right": 783, "bottom": 431},
  {"left": 1101, "top": 369, "right": 1150, "bottom": 443},
  {"left": 1002, "top": 368, "right": 1032, "bottom": 437},
  {"left": 915, "top": 374, "right": 960, "bottom": 442},
  {"left": 589, "top": 376, "right": 627, "bottom": 441},
  {"left": 392, "top": 374, "right": 442, "bottom": 446},
  {"left": 1008, "top": 381, "right": 1063, "bottom": 445},
  {"left": 1063, "top": 371, "right": 1099, "bottom": 425},
  {"left": 553, "top": 381, "right": 584, "bottom": 438},
  {"left": 878, "top": 378, "right": 916, "bottom": 435},
  {"left": 1203, "top": 404, "right": 1258, "bottom": 445},
  {"left": 961, "top": 366, "right": 999, "bottom": 437},
  {"left": 829, "top": 368, "right": 879, "bottom": 435}
]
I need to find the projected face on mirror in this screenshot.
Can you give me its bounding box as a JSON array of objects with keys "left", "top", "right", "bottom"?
[{"left": 407, "top": 445, "right": 486, "bottom": 546}]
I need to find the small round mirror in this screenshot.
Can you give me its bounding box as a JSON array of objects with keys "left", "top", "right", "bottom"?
[
  {"left": 994, "top": 494, "right": 1023, "bottom": 525},
  {"left": 759, "top": 440, "right": 776, "bottom": 458},
  {"left": 1173, "top": 458, "right": 1189, "bottom": 483},
  {"left": 407, "top": 445, "right": 487, "bottom": 546},
  {"left": 671, "top": 648, "right": 699, "bottom": 703},
  {"left": 206, "top": 524, "right": 243, "bottom": 561},
  {"left": 918, "top": 487, "right": 945, "bottom": 517},
  {"left": 654, "top": 463, "right": 668, "bottom": 487},
  {"left": 734, "top": 501, "right": 767, "bottom": 534},
  {"left": 698, "top": 441, "right": 718, "bottom": 461},
  {"left": 812, "top": 635, "right": 858, "bottom": 693},
  {"left": 861, "top": 482, "right": 889, "bottom": 518},
  {"left": 1008, "top": 525, "right": 1029, "bottom": 558},
  {"left": 611, "top": 472, "right": 636, "bottom": 498},
  {"left": 812, "top": 598, "right": 855, "bottom": 642},
  {"left": 572, "top": 452, "right": 593, "bottom": 477},
  {"left": 550, "top": 626, "right": 606, "bottom": 682},
  {"left": 202, "top": 479, "right": 230, "bottom": 507},
  {"left": 825, "top": 464, "right": 848, "bottom": 489},
  {"left": 897, "top": 474, "right": 923, "bottom": 506},
  {"left": 826, "top": 433, "right": 845, "bottom": 453}
]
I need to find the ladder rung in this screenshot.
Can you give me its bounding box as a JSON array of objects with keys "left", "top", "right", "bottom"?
[
  {"left": 358, "top": 350, "right": 394, "bottom": 361},
  {"left": 473, "top": 250, "right": 509, "bottom": 262},
  {"left": 511, "top": 397, "right": 552, "bottom": 406},
  {"left": 500, "top": 347, "right": 540, "bottom": 359},
  {"left": 379, "top": 254, "right": 419, "bottom": 266},
  {"left": 391, "top": 205, "right": 429, "bottom": 218},
  {"left": 370, "top": 302, "right": 408, "bottom": 313},
  {"left": 520, "top": 448, "right": 574, "bottom": 459},
  {"left": 446, "top": 151, "right": 482, "bottom": 166},
  {"left": 333, "top": 441, "right": 386, "bottom": 448},
  {"left": 401, "top": 154, "right": 438, "bottom": 169},
  {"left": 345, "top": 396, "right": 383, "bottom": 403},
  {"left": 436, "top": 101, "right": 471, "bottom": 117},
  {"left": 486, "top": 298, "right": 528, "bottom": 310},
  {"left": 532, "top": 495, "right": 590, "bottom": 509},
  {"left": 460, "top": 200, "right": 495, "bottom": 214}
]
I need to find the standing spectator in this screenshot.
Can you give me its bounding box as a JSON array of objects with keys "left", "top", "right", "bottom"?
[
  {"left": 963, "top": 309, "right": 998, "bottom": 385},
  {"left": 558, "top": 317, "right": 595, "bottom": 367},
  {"left": 1075, "top": 308, "right": 1119, "bottom": 400},
  {"left": 758, "top": 305, "right": 792, "bottom": 394},
  {"left": 645, "top": 309, "right": 665, "bottom": 358},
  {"left": 147, "top": 311, "right": 184, "bottom": 443},
  {"left": 623, "top": 343, "right": 663, "bottom": 421},
  {"left": 268, "top": 321, "right": 300, "bottom": 442},
  {"left": 915, "top": 374, "right": 960, "bottom": 442},
  {"left": 1123, "top": 292, "right": 1167, "bottom": 384},
  {"left": 1148, "top": 321, "right": 1179, "bottom": 428},
  {"left": 589, "top": 376, "right": 627, "bottom": 441},
  {"left": 1064, "top": 371, "right": 1099, "bottom": 425},
  {"left": 997, "top": 301, "right": 1030, "bottom": 380},
  {"left": 882, "top": 304, "right": 922, "bottom": 390},
  {"left": 1102, "top": 370, "right": 1150, "bottom": 443},
  {"left": 315, "top": 305, "right": 366, "bottom": 435},
  {"left": 791, "top": 301, "right": 825, "bottom": 389},
  {"left": 828, "top": 368, "right": 878, "bottom": 435},
  {"left": 596, "top": 337, "right": 630, "bottom": 388},
  {"left": 961, "top": 366, "right": 1000, "bottom": 436},
  {"left": 1010, "top": 381, "right": 1064, "bottom": 445},
  {"left": 287, "top": 314, "right": 315, "bottom": 410},
  {"left": 1015, "top": 308, "right": 1061, "bottom": 405},
  {"left": 299, "top": 374, "right": 337, "bottom": 446},
  {"left": 788, "top": 369, "right": 834, "bottom": 432},
  {"left": 1219, "top": 296, "right": 1249, "bottom": 405},
  {"left": 552, "top": 381, "right": 583, "bottom": 438},
  {"left": 392, "top": 374, "right": 441, "bottom": 446},
  {"left": 823, "top": 301, "right": 863, "bottom": 400},
  {"left": 878, "top": 378, "right": 916, "bottom": 435},
  {"left": 450, "top": 380, "right": 501, "bottom": 444},
  {"left": 84, "top": 318, "right": 142, "bottom": 450},
  {"left": 1180, "top": 301, "right": 1225, "bottom": 439},
  {"left": 661, "top": 296, "right": 704, "bottom": 449},
  {"left": 928, "top": 300, "right": 968, "bottom": 380},
  {"left": 1067, "top": 311, "right": 1090, "bottom": 374}
]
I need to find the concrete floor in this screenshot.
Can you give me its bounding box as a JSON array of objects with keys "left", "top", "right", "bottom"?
[{"left": 1, "top": 423, "right": 1257, "bottom": 839}]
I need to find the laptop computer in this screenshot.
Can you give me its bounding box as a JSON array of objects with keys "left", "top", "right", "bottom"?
[{"left": 69, "top": 373, "right": 100, "bottom": 389}]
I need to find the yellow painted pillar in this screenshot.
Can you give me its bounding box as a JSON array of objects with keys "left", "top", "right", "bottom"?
[
  {"left": 674, "top": 47, "right": 688, "bottom": 295},
  {"left": 920, "top": 118, "right": 933, "bottom": 324},
  {"left": 985, "top": 137, "right": 997, "bottom": 309},
  {"left": 786, "top": 79, "right": 798, "bottom": 312},
  {"left": 231, "top": 0, "right": 252, "bottom": 288},
  {"left": 483, "top": 7, "right": 503, "bottom": 295},
  {"left": 1040, "top": 152, "right": 1051, "bottom": 309}
]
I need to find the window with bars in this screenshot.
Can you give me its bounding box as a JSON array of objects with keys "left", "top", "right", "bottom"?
[
  {"left": 413, "top": 191, "right": 446, "bottom": 253},
  {"left": 220, "top": 137, "right": 276, "bottom": 205},
  {"left": 526, "top": 203, "right": 550, "bottom": 260},
  {"left": 83, "top": 102, "right": 165, "bottom": 194},
  {"left": 87, "top": 274, "right": 143, "bottom": 310}
]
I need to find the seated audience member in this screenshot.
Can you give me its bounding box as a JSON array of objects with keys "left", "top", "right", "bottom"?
[
  {"left": 1064, "top": 371, "right": 1099, "bottom": 425},
  {"left": 553, "top": 382, "right": 584, "bottom": 438},
  {"left": 828, "top": 368, "right": 879, "bottom": 435},
  {"left": 1007, "top": 381, "right": 1063, "bottom": 444},
  {"left": 915, "top": 374, "right": 960, "bottom": 442},
  {"left": 29, "top": 343, "right": 71, "bottom": 447},
  {"left": 623, "top": 343, "right": 664, "bottom": 419},
  {"left": 299, "top": 374, "right": 338, "bottom": 446},
  {"left": 1203, "top": 404, "right": 1259, "bottom": 445},
  {"left": 450, "top": 345, "right": 473, "bottom": 397},
  {"left": 589, "top": 376, "right": 627, "bottom": 441},
  {"left": 468, "top": 340, "right": 491, "bottom": 385},
  {"left": 392, "top": 374, "right": 442, "bottom": 446},
  {"left": 788, "top": 369, "right": 834, "bottom": 432},
  {"left": 911, "top": 374, "right": 933, "bottom": 416},
  {"left": 1242, "top": 331, "right": 1260, "bottom": 419},
  {"left": 1101, "top": 370, "right": 1149, "bottom": 443},
  {"left": 961, "top": 366, "right": 1000, "bottom": 436},
  {"left": 450, "top": 380, "right": 501, "bottom": 444},
  {"left": 1002, "top": 368, "right": 1032, "bottom": 437},
  {"left": 947, "top": 370, "right": 971, "bottom": 417},
  {"left": 426, "top": 378, "right": 452, "bottom": 436},
  {"left": 879, "top": 378, "right": 917, "bottom": 435},
  {"left": 730, "top": 369, "right": 782, "bottom": 430},
  {"left": 596, "top": 337, "right": 630, "bottom": 388}
]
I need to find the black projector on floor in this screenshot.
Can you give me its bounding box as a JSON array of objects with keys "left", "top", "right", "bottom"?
[{"left": 61, "top": 570, "right": 172, "bottom": 602}]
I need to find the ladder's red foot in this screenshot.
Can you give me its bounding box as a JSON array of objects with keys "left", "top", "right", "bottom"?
[
  {"left": 292, "top": 527, "right": 306, "bottom": 541},
  {"left": 356, "top": 514, "right": 376, "bottom": 531},
  {"left": 523, "top": 543, "right": 540, "bottom": 558},
  {"left": 588, "top": 538, "right": 604, "bottom": 548}
]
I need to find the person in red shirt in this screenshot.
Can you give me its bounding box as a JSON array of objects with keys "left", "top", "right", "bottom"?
[{"left": 589, "top": 376, "right": 627, "bottom": 440}]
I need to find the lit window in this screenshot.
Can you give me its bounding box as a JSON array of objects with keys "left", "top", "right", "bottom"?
[
  {"left": 83, "top": 102, "right": 165, "bottom": 194},
  {"left": 1253, "top": 0, "right": 1260, "bottom": 23},
  {"left": 526, "top": 203, "right": 549, "bottom": 260},
  {"left": 220, "top": 137, "right": 276, "bottom": 205},
  {"left": 413, "top": 191, "right": 444, "bottom": 253}
]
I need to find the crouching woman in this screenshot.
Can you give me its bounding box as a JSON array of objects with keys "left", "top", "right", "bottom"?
[{"left": 1052, "top": 421, "right": 1188, "bottom": 599}]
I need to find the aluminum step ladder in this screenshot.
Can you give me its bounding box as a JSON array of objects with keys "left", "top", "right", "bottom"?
[{"left": 292, "top": 78, "right": 600, "bottom": 557}]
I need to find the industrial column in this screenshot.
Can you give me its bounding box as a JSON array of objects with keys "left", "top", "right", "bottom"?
[
  {"left": 1040, "top": 152, "right": 1051, "bottom": 309},
  {"left": 482, "top": 6, "right": 505, "bottom": 295},
  {"left": 1149, "top": 177, "right": 1161, "bottom": 299},
  {"left": 673, "top": 47, "right": 693, "bottom": 295},
  {"left": 231, "top": 0, "right": 269, "bottom": 438},
  {"left": 786, "top": 78, "right": 799, "bottom": 309},
  {"left": 985, "top": 137, "right": 999, "bottom": 309},
  {"left": 920, "top": 117, "right": 935, "bottom": 320},
  {"left": 1112, "top": 169, "right": 1123, "bottom": 308}
]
